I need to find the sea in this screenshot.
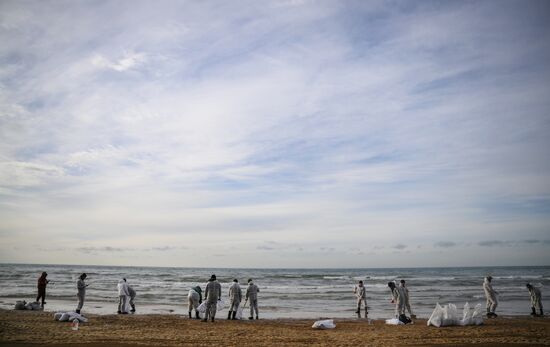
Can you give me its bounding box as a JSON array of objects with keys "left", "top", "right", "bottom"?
[{"left": 0, "top": 264, "right": 547, "bottom": 319}]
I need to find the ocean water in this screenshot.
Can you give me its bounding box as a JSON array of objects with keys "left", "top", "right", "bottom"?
[{"left": 0, "top": 264, "right": 547, "bottom": 319}]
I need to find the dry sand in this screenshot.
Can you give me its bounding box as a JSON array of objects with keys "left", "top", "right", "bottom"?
[{"left": 1, "top": 309, "right": 549, "bottom": 346}]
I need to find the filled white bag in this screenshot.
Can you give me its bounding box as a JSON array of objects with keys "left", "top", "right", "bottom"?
[
  {"left": 385, "top": 318, "right": 405, "bottom": 325},
  {"left": 427, "top": 303, "right": 444, "bottom": 327},
  {"left": 197, "top": 302, "right": 207, "bottom": 313},
  {"left": 471, "top": 303, "right": 484, "bottom": 325},
  {"left": 312, "top": 319, "right": 336, "bottom": 329},
  {"left": 25, "top": 302, "right": 42, "bottom": 310},
  {"left": 55, "top": 311, "right": 88, "bottom": 323},
  {"left": 442, "top": 303, "right": 459, "bottom": 326},
  {"left": 14, "top": 301, "right": 27, "bottom": 310},
  {"left": 59, "top": 312, "right": 71, "bottom": 322},
  {"left": 124, "top": 295, "right": 131, "bottom": 313},
  {"left": 235, "top": 306, "right": 243, "bottom": 320},
  {"left": 216, "top": 299, "right": 224, "bottom": 311},
  {"left": 68, "top": 312, "right": 88, "bottom": 323}
]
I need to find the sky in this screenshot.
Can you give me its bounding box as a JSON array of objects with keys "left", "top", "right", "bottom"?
[{"left": 1, "top": 0, "right": 550, "bottom": 268}]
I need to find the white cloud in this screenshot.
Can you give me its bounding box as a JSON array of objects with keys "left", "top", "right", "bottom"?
[{"left": 91, "top": 52, "right": 147, "bottom": 72}]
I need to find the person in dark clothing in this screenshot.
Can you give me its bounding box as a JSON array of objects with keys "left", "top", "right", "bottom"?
[
  {"left": 36, "top": 272, "right": 49, "bottom": 307},
  {"left": 76, "top": 273, "right": 88, "bottom": 314}
]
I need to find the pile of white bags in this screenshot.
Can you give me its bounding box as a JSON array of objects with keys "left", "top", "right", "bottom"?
[
  {"left": 14, "top": 301, "right": 42, "bottom": 311},
  {"left": 54, "top": 312, "right": 88, "bottom": 323},
  {"left": 312, "top": 319, "right": 336, "bottom": 329},
  {"left": 427, "top": 303, "right": 483, "bottom": 327},
  {"left": 385, "top": 318, "right": 404, "bottom": 325}
]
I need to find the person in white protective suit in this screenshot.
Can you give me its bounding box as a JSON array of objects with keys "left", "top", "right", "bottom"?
[
  {"left": 483, "top": 276, "right": 498, "bottom": 318},
  {"left": 353, "top": 280, "right": 368, "bottom": 317},
  {"left": 117, "top": 279, "right": 130, "bottom": 314},
  {"left": 124, "top": 278, "right": 136, "bottom": 313},
  {"left": 526, "top": 283, "right": 543, "bottom": 316},
  {"left": 245, "top": 278, "right": 260, "bottom": 320},
  {"left": 399, "top": 280, "right": 415, "bottom": 318},
  {"left": 388, "top": 281, "right": 405, "bottom": 318},
  {"left": 188, "top": 285, "right": 202, "bottom": 319},
  {"left": 202, "top": 274, "right": 221, "bottom": 322},
  {"left": 228, "top": 279, "right": 242, "bottom": 320}
]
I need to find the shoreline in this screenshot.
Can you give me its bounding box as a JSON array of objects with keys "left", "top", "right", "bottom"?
[{"left": 1, "top": 309, "right": 549, "bottom": 346}]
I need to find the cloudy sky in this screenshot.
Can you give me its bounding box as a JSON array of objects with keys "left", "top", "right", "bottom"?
[{"left": 1, "top": 0, "right": 549, "bottom": 268}]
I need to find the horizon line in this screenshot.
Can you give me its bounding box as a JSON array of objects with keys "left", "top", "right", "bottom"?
[{"left": 1, "top": 262, "right": 549, "bottom": 270}]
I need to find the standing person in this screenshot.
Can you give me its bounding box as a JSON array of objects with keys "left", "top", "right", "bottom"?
[
  {"left": 202, "top": 275, "right": 221, "bottom": 322},
  {"left": 245, "top": 278, "right": 260, "bottom": 320},
  {"left": 188, "top": 285, "right": 202, "bottom": 319},
  {"left": 400, "top": 280, "right": 414, "bottom": 318},
  {"left": 388, "top": 281, "right": 405, "bottom": 318},
  {"left": 36, "top": 272, "right": 49, "bottom": 308},
  {"left": 125, "top": 279, "right": 136, "bottom": 313},
  {"left": 76, "top": 273, "right": 88, "bottom": 314},
  {"left": 117, "top": 279, "right": 130, "bottom": 314},
  {"left": 483, "top": 276, "right": 499, "bottom": 318},
  {"left": 353, "top": 280, "right": 368, "bottom": 317},
  {"left": 526, "top": 283, "right": 543, "bottom": 316},
  {"left": 228, "top": 279, "right": 242, "bottom": 320}
]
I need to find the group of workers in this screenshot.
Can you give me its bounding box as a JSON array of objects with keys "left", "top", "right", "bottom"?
[
  {"left": 352, "top": 279, "right": 414, "bottom": 322},
  {"left": 76, "top": 273, "right": 136, "bottom": 314},
  {"left": 357, "top": 276, "right": 543, "bottom": 322},
  {"left": 35, "top": 272, "right": 137, "bottom": 314},
  {"left": 482, "top": 275, "right": 544, "bottom": 318},
  {"left": 187, "top": 275, "right": 260, "bottom": 322},
  {"left": 116, "top": 278, "right": 137, "bottom": 314},
  {"left": 34, "top": 272, "right": 544, "bottom": 319}
]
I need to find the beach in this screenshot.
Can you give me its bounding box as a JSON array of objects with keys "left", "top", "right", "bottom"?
[{"left": 1, "top": 309, "right": 549, "bottom": 346}]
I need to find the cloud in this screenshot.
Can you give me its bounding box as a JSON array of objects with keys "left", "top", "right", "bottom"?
[
  {"left": 393, "top": 244, "right": 407, "bottom": 250},
  {"left": 77, "top": 246, "right": 133, "bottom": 254},
  {"left": 478, "top": 240, "right": 508, "bottom": 247},
  {"left": 434, "top": 241, "right": 457, "bottom": 248},
  {"left": 0, "top": 161, "right": 64, "bottom": 187},
  {"left": 256, "top": 241, "right": 302, "bottom": 251},
  {"left": 320, "top": 247, "right": 335, "bottom": 252},
  {"left": 150, "top": 246, "right": 186, "bottom": 251},
  {"left": 477, "top": 240, "right": 550, "bottom": 248},
  {"left": 91, "top": 52, "right": 147, "bottom": 72}
]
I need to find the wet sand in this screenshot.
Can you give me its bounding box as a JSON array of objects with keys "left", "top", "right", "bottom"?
[{"left": 1, "top": 309, "right": 549, "bottom": 346}]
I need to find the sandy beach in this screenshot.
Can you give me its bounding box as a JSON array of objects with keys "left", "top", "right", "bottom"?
[{"left": 1, "top": 309, "right": 549, "bottom": 346}]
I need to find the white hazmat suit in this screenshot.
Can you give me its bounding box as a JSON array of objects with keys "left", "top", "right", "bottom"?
[
  {"left": 399, "top": 282, "right": 413, "bottom": 316},
  {"left": 228, "top": 281, "right": 242, "bottom": 319},
  {"left": 528, "top": 285, "right": 543, "bottom": 316},
  {"left": 76, "top": 278, "right": 86, "bottom": 313},
  {"left": 353, "top": 283, "right": 367, "bottom": 315},
  {"left": 117, "top": 280, "right": 130, "bottom": 313},
  {"left": 246, "top": 281, "right": 260, "bottom": 319},
  {"left": 204, "top": 280, "right": 221, "bottom": 321},
  {"left": 483, "top": 277, "right": 498, "bottom": 316}
]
